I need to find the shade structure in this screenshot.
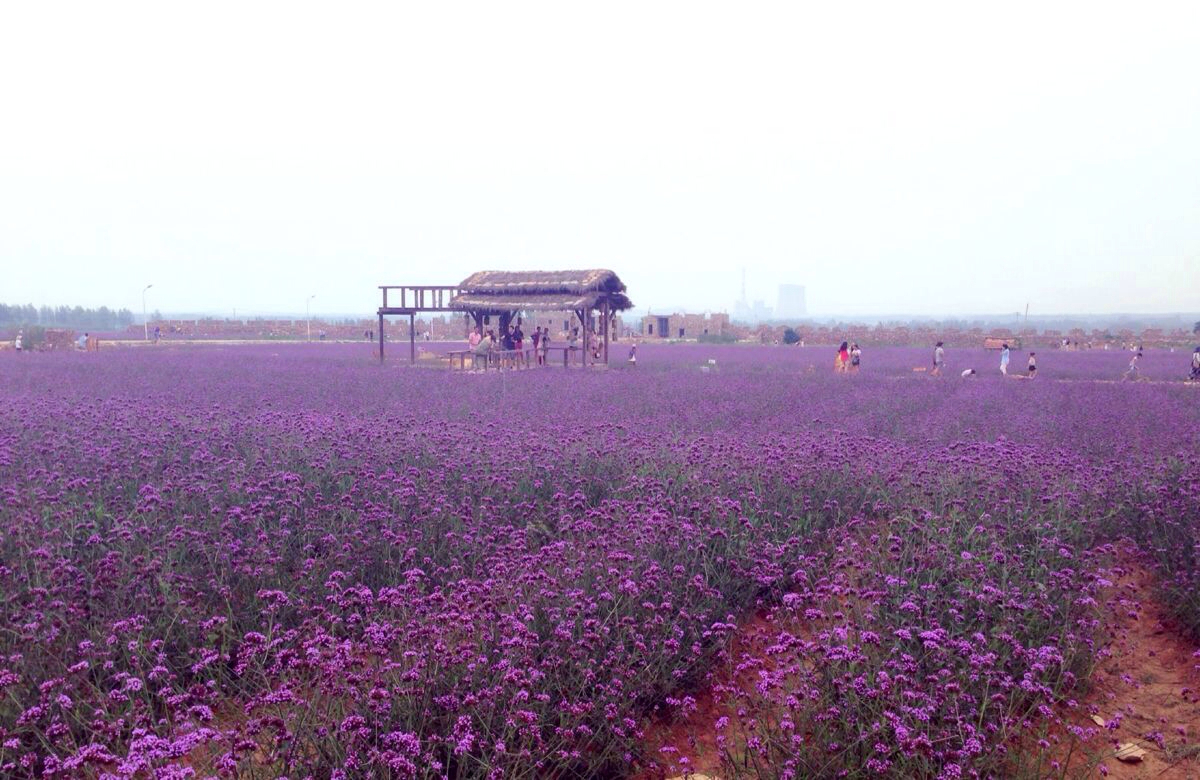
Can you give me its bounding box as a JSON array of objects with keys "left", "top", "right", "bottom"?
[
  {"left": 450, "top": 269, "right": 632, "bottom": 314},
  {"left": 449, "top": 292, "right": 633, "bottom": 314},
  {"left": 376, "top": 269, "right": 631, "bottom": 366}
]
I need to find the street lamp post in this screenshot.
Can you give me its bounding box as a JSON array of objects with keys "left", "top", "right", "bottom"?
[
  {"left": 306, "top": 295, "right": 316, "bottom": 341},
  {"left": 142, "top": 284, "right": 154, "bottom": 340}
]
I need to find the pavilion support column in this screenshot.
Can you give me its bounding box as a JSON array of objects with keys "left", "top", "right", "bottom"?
[
  {"left": 603, "top": 300, "right": 610, "bottom": 365},
  {"left": 574, "top": 308, "right": 587, "bottom": 367},
  {"left": 409, "top": 313, "right": 416, "bottom": 364},
  {"left": 378, "top": 313, "right": 385, "bottom": 363}
]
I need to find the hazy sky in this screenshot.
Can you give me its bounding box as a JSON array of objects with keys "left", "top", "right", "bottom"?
[{"left": 2, "top": 1, "right": 1198, "bottom": 318}]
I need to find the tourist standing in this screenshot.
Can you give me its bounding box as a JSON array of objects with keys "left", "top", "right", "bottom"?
[
  {"left": 932, "top": 342, "right": 945, "bottom": 376},
  {"left": 473, "top": 329, "right": 491, "bottom": 370},
  {"left": 1191, "top": 347, "right": 1200, "bottom": 381},
  {"left": 849, "top": 343, "right": 861, "bottom": 373},
  {"left": 835, "top": 341, "right": 849, "bottom": 373},
  {"left": 532, "top": 327, "right": 542, "bottom": 365},
  {"left": 14, "top": 330, "right": 22, "bottom": 353},
  {"left": 1026, "top": 352, "right": 1037, "bottom": 378},
  {"left": 1000, "top": 344, "right": 1010, "bottom": 376}
]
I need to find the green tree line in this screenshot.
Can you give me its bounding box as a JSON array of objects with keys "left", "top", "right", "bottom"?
[{"left": 1, "top": 303, "right": 136, "bottom": 332}]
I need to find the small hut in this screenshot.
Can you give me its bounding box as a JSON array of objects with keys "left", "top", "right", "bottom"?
[{"left": 376, "top": 269, "right": 632, "bottom": 364}]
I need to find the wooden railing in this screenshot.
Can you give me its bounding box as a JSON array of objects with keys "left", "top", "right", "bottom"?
[
  {"left": 378, "top": 286, "right": 460, "bottom": 311},
  {"left": 446, "top": 346, "right": 585, "bottom": 370}
]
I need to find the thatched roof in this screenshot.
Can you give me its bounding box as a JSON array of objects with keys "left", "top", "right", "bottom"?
[{"left": 451, "top": 269, "right": 632, "bottom": 313}]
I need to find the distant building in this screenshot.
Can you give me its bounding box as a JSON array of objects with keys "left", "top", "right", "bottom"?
[
  {"left": 733, "top": 299, "right": 773, "bottom": 324},
  {"left": 641, "top": 312, "right": 730, "bottom": 339},
  {"left": 776, "top": 284, "right": 806, "bottom": 319}
]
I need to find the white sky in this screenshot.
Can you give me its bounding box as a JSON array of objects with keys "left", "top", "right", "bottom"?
[{"left": 1, "top": 0, "right": 1197, "bottom": 318}]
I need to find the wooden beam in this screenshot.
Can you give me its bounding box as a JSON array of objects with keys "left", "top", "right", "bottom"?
[{"left": 378, "top": 312, "right": 385, "bottom": 363}]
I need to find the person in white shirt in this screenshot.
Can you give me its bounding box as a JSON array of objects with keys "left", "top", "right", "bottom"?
[
  {"left": 1123, "top": 352, "right": 1142, "bottom": 381},
  {"left": 932, "top": 342, "right": 946, "bottom": 376},
  {"left": 999, "top": 344, "right": 1010, "bottom": 375}
]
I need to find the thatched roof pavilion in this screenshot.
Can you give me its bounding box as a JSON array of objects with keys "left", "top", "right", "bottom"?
[
  {"left": 450, "top": 269, "right": 633, "bottom": 314},
  {"left": 375, "top": 269, "right": 632, "bottom": 365}
]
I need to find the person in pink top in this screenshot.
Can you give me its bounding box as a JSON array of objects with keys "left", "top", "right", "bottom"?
[{"left": 835, "top": 341, "right": 849, "bottom": 373}]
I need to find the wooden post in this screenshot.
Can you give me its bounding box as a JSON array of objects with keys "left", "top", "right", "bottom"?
[
  {"left": 378, "top": 312, "right": 385, "bottom": 363},
  {"left": 603, "top": 299, "right": 610, "bottom": 365},
  {"left": 409, "top": 313, "right": 416, "bottom": 364}
]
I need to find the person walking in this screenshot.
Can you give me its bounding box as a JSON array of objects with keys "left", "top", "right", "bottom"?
[
  {"left": 932, "top": 342, "right": 945, "bottom": 376},
  {"left": 1026, "top": 352, "right": 1037, "bottom": 378},
  {"left": 835, "top": 341, "right": 850, "bottom": 373},
  {"left": 849, "top": 343, "right": 861, "bottom": 373},
  {"left": 14, "top": 330, "right": 23, "bottom": 353},
  {"left": 999, "top": 343, "right": 1010, "bottom": 376},
  {"left": 1123, "top": 351, "right": 1142, "bottom": 381},
  {"left": 1191, "top": 347, "right": 1200, "bottom": 381},
  {"left": 532, "top": 327, "right": 542, "bottom": 365}
]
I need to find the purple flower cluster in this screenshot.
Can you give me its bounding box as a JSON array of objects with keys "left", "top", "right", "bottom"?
[{"left": 0, "top": 343, "right": 1196, "bottom": 777}]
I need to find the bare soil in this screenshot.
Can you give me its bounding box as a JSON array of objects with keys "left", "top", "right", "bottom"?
[
  {"left": 1058, "top": 560, "right": 1200, "bottom": 779},
  {"left": 636, "top": 554, "right": 1200, "bottom": 780}
]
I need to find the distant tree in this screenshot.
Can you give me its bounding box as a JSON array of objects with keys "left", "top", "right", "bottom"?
[
  {"left": 1194, "top": 320, "right": 1199, "bottom": 335},
  {"left": 0, "top": 302, "right": 140, "bottom": 331},
  {"left": 782, "top": 327, "right": 801, "bottom": 345}
]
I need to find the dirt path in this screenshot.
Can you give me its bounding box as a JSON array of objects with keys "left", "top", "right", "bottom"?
[
  {"left": 635, "top": 556, "right": 1200, "bottom": 780},
  {"left": 1060, "top": 561, "right": 1200, "bottom": 779},
  {"left": 634, "top": 611, "right": 772, "bottom": 779}
]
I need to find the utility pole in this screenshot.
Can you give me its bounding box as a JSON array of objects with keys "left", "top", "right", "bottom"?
[
  {"left": 306, "top": 295, "right": 316, "bottom": 341},
  {"left": 142, "top": 284, "right": 153, "bottom": 340}
]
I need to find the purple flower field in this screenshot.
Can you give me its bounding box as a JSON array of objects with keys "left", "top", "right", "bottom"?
[{"left": 1, "top": 344, "right": 1198, "bottom": 778}]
